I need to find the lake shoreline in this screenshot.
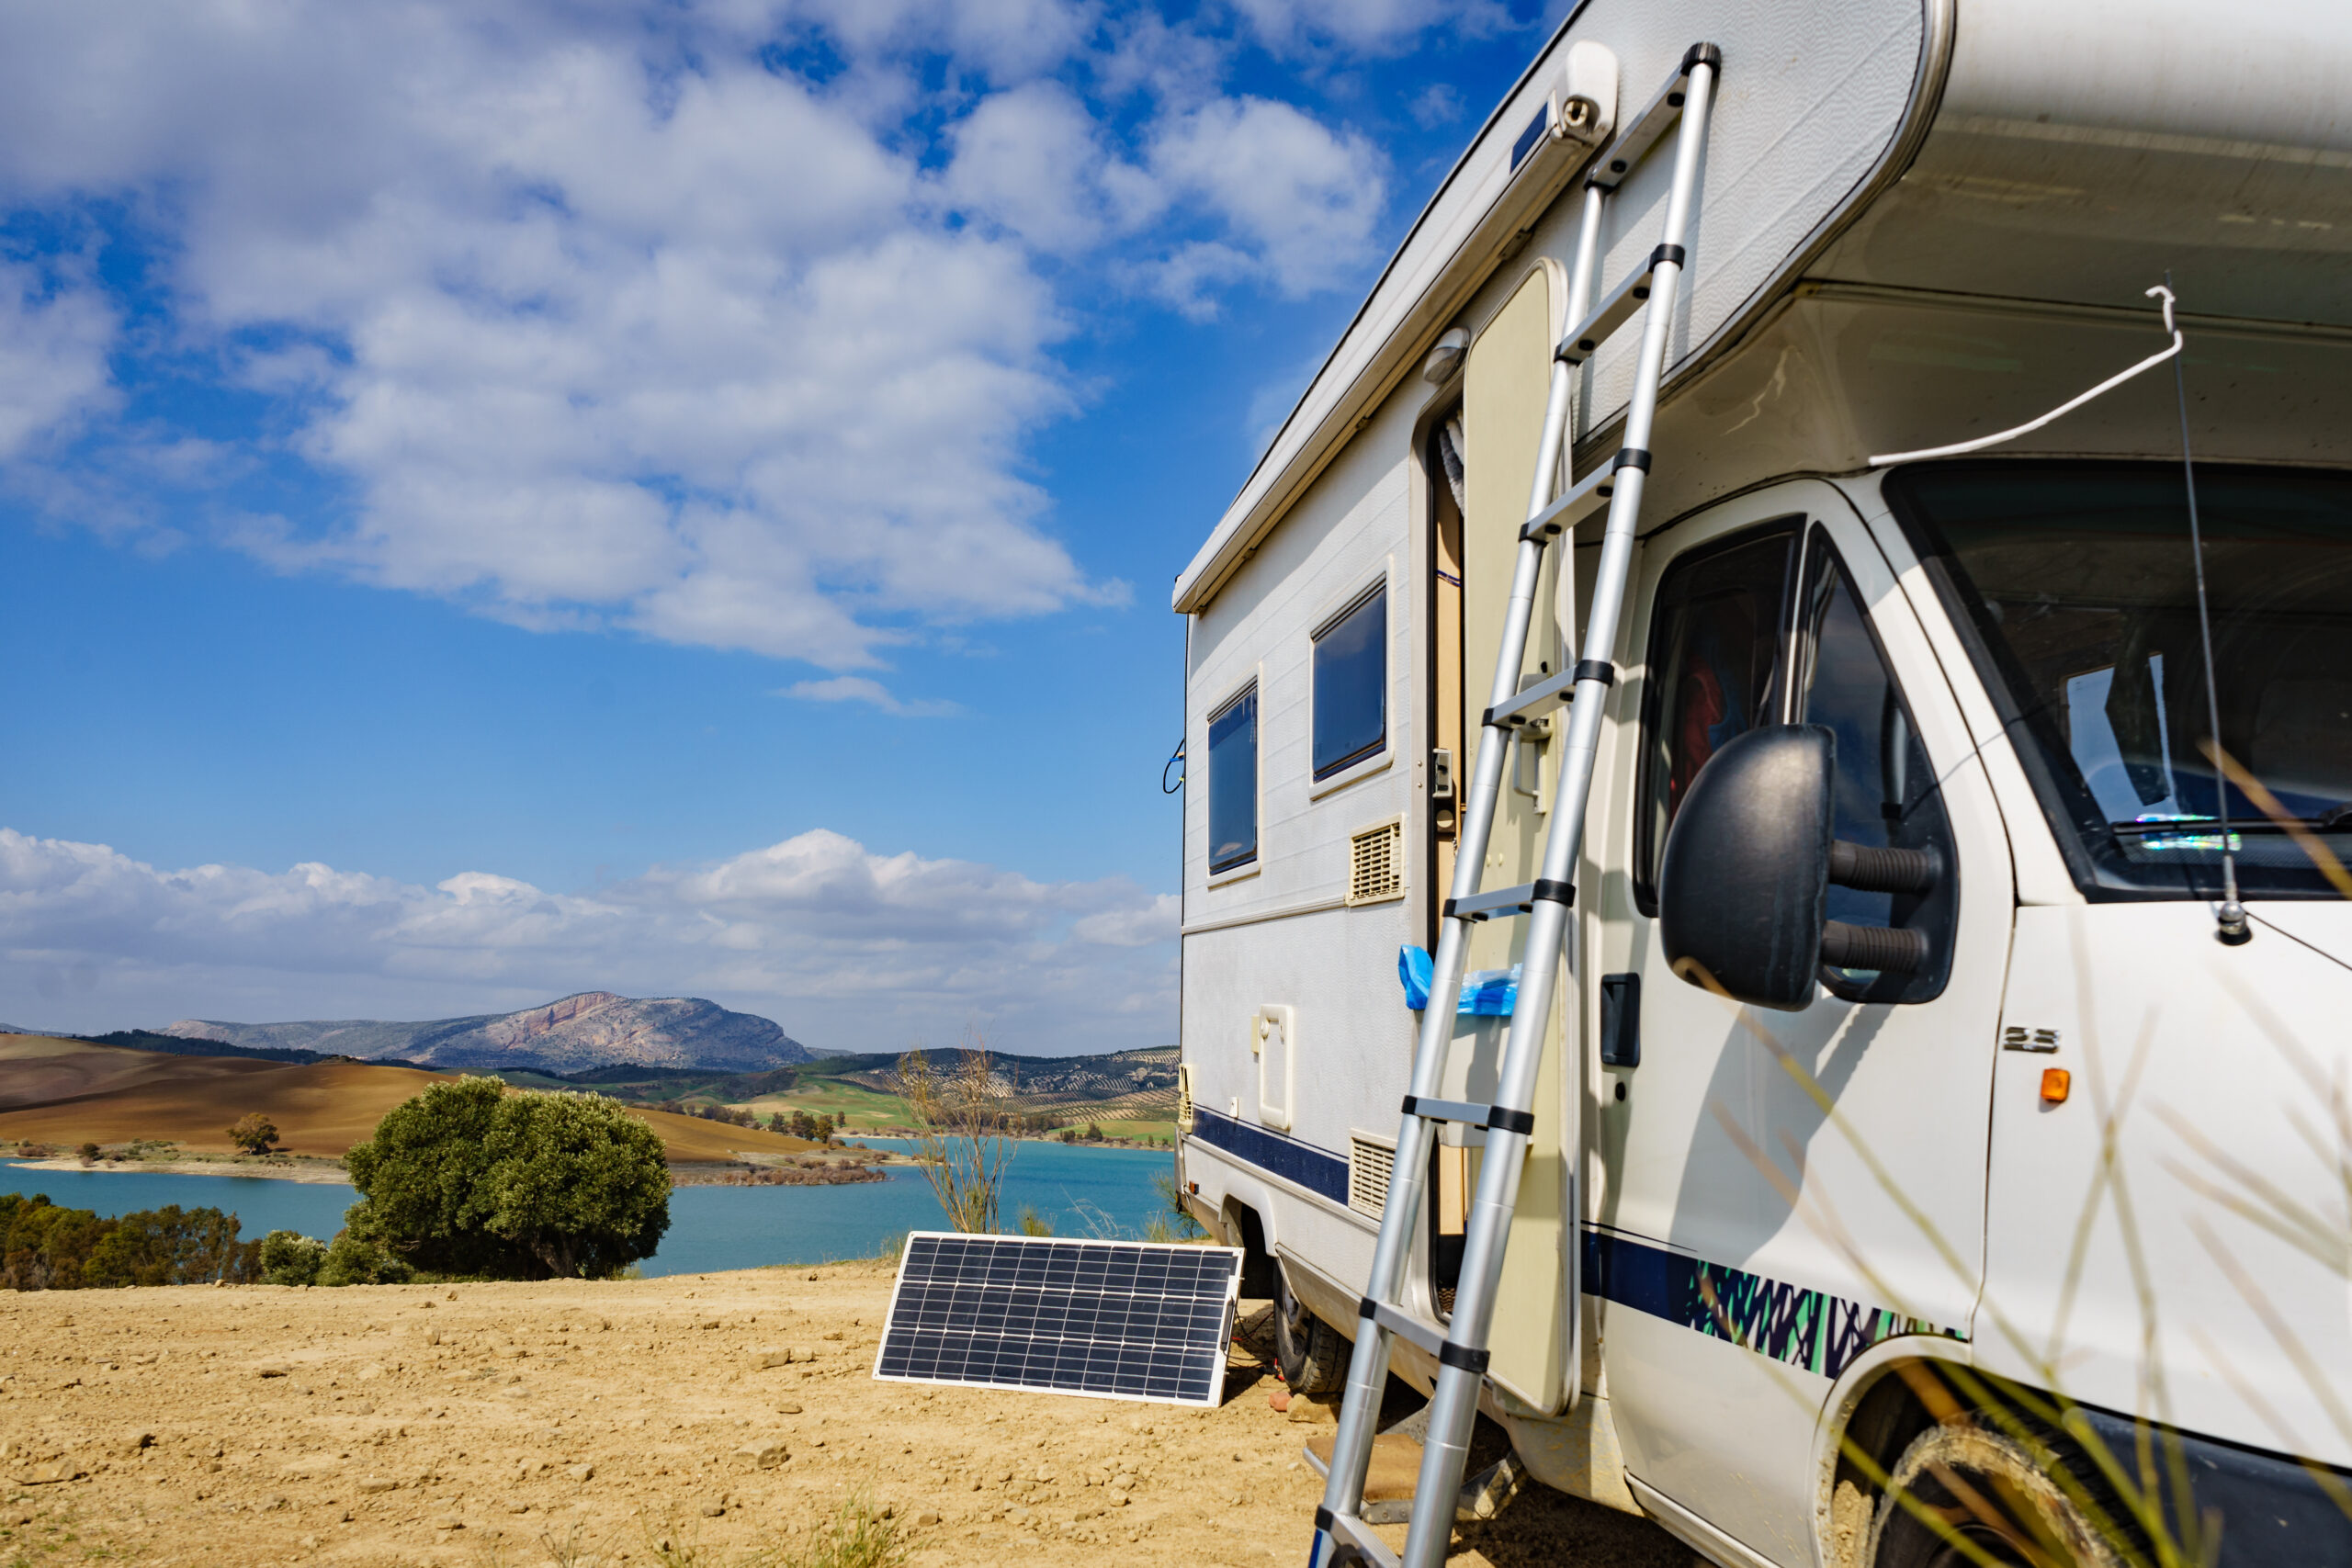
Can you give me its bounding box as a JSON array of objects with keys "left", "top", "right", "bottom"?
[
  {"left": 4, "top": 1143, "right": 1175, "bottom": 1276},
  {"left": 6, "top": 1156, "right": 355, "bottom": 1185}
]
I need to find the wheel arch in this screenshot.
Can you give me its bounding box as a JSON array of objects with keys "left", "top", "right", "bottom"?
[
  {"left": 1812, "top": 1337, "right": 1974, "bottom": 1568},
  {"left": 1219, "top": 1193, "right": 1277, "bottom": 1298}
]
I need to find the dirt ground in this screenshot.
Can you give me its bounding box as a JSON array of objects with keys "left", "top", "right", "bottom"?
[{"left": 0, "top": 1263, "right": 1693, "bottom": 1568}]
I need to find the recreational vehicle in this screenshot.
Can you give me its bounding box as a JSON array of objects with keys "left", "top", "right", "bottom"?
[{"left": 1170, "top": 1, "right": 2352, "bottom": 1563}]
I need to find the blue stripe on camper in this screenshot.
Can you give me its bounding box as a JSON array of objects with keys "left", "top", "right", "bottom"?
[
  {"left": 1187, "top": 1108, "right": 1351, "bottom": 1207},
  {"left": 1584, "top": 1227, "right": 1964, "bottom": 1380}
]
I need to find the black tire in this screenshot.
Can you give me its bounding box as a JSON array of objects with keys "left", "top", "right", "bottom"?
[
  {"left": 1869, "top": 1425, "right": 2125, "bottom": 1568},
  {"left": 1274, "top": 1262, "right": 1347, "bottom": 1394}
]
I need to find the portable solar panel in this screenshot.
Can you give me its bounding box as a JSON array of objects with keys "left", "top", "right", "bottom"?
[{"left": 873, "top": 1232, "right": 1245, "bottom": 1407}]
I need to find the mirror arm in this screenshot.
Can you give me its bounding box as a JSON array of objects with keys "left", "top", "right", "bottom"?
[
  {"left": 1821, "top": 920, "right": 1928, "bottom": 973},
  {"left": 1827, "top": 840, "right": 1938, "bottom": 895}
]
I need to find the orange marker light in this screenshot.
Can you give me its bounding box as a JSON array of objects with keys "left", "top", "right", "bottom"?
[{"left": 2040, "top": 1067, "right": 2071, "bottom": 1104}]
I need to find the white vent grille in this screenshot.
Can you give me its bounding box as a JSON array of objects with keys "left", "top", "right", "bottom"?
[
  {"left": 1176, "top": 1064, "right": 1195, "bottom": 1133},
  {"left": 1347, "top": 818, "right": 1405, "bottom": 906},
  {"left": 1349, "top": 1134, "right": 1396, "bottom": 1217}
]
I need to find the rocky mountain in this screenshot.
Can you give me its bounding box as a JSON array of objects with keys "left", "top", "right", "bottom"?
[{"left": 158, "top": 992, "right": 811, "bottom": 1075}]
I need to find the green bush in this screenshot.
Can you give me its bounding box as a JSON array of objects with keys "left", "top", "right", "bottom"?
[
  {"left": 258, "top": 1229, "right": 326, "bottom": 1286},
  {"left": 316, "top": 1233, "right": 414, "bottom": 1286},
  {"left": 344, "top": 1077, "right": 670, "bottom": 1280}
]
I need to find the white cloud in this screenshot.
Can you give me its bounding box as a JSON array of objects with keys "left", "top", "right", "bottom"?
[
  {"left": 944, "top": 83, "right": 1164, "bottom": 255},
  {"left": 0, "top": 262, "right": 114, "bottom": 459},
  {"left": 1148, "top": 96, "right": 1387, "bottom": 297},
  {"left": 0, "top": 2, "right": 1097, "bottom": 669},
  {"left": 781, "top": 675, "right": 960, "bottom": 717},
  {"left": 770, "top": 0, "right": 1095, "bottom": 82},
  {"left": 1409, "top": 83, "right": 1466, "bottom": 129},
  {"left": 0, "top": 827, "right": 1175, "bottom": 1056},
  {"left": 0, "top": 0, "right": 1409, "bottom": 667},
  {"left": 1230, "top": 0, "right": 1513, "bottom": 55}
]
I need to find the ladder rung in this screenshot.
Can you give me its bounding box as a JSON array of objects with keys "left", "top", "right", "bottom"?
[
  {"left": 1556, "top": 247, "right": 1681, "bottom": 366},
  {"left": 1369, "top": 1301, "right": 1445, "bottom": 1358},
  {"left": 1404, "top": 1096, "right": 1489, "bottom": 1128},
  {"left": 1442, "top": 879, "right": 1572, "bottom": 921},
  {"left": 1518, "top": 464, "right": 1613, "bottom": 541},
  {"left": 1402, "top": 1096, "right": 1536, "bottom": 1136},
  {"left": 1484, "top": 667, "right": 1576, "bottom": 728},
  {"left": 1320, "top": 1508, "right": 1402, "bottom": 1568},
  {"left": 1444, "top": 884, "right": 1533, "bottom": 920},
  {"left": 1586, "top": 42, "right": 1716, "bottom": 193}
]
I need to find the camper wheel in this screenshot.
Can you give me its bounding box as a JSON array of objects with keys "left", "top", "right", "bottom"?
[
  {"left": 1866, "top": 1424, "right": 2125, "bottom": 1568},
  {"left": 1274, "top": 1260, "right": 1346, "bottom": 1394}
]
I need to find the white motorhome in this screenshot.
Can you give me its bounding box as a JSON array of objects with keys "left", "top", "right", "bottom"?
[{"left": 1170, "top": 2, "right": 2352, "bottom": 1564}]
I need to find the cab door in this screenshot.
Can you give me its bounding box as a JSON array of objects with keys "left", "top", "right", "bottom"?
[{"left": 1583, "top": 482, "right": 2015, "bottom": 1564}]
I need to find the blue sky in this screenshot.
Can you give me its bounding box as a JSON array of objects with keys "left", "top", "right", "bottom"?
[{"left": 0, "top": 0, "right": 1559, "bottom": 1055}]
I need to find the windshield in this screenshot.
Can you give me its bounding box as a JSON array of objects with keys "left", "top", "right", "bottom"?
[{"left": 1885, "top": 461, "right": 2352, "bottom": 900}]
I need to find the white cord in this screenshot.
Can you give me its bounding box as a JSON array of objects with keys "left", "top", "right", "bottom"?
[{"left": 1867, "top": 285, "right": 2184, "bottom": 467}]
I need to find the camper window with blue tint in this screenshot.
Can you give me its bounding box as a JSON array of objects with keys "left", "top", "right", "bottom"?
[
  {"left": 1207, "top": 684, "right": 1258, "bottom": 874},
  {"left": 1313, "top": 584, "right": 1387, "bottom": 779}
]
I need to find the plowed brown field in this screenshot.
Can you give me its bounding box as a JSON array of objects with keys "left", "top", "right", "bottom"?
[{"left": 0, "top": 1035, "right": 817, "bottom": 1163}]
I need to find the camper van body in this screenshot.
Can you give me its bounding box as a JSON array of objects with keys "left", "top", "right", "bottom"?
[{"left": 1170, "top": 1, "right": 2352, "bottom": 1563}]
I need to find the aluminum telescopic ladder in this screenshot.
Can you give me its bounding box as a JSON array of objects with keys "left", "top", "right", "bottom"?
[{"left": 1309, "top": 42, "right": 1720, "bottom": 1568}]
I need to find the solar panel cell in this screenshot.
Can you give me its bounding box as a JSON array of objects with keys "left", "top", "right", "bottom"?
[{"left": 872, "top": 1232, "right": 1245, "bottom": 1407}]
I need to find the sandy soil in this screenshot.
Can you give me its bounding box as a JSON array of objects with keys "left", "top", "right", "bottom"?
[{"left": 0, "top": 1265, "right": 1692, "bottom": 1568}]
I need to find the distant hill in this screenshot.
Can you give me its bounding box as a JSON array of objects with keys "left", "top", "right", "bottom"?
[
  {"left": 0, "top": 1032, "right": 819, "bottom": 1161},
  {"left": 80, "top": 1029, "right": 417, "bottom": 1067},
  {"left": 158, "top": 992, "right": 811, "bottom": 1076},
  {"left": 793, "top": 1045, "right": 1179, "bottom": 1100}
]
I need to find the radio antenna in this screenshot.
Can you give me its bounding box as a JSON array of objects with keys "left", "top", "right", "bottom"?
[{"left": 2154, "top": 276, "right": 2248, "bottom": 945}]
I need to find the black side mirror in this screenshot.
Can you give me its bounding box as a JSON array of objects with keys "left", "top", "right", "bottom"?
[{"left": 1658, "top": 725, "right": 1939, "bottom": 1010}]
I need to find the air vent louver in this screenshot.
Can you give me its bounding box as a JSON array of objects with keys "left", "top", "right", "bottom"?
[
  {"left": 1347, "top": 818, "right": 1405, "bottom": 906},
  {"left": 1349, "top": 1134, "right": 1396, "bottom": 1217}
]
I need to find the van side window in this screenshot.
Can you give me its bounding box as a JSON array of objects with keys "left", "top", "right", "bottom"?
[
  {"left": 1634, "top": 525, "right": 1798, "bottom": 912},
  {"left": 1313, "top": 584, "right": 1387, "bottom": 779},
  {"left": 1208, "top": 684, "right": 1259, "bottom": 874},
  {"left": 1792, "top": 530, "right": 1958, "bottom": 1003}
]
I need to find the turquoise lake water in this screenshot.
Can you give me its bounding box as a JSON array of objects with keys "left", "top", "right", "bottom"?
[{"left": 0, "top": 1140, "right": 1174, "bottom": 1278}]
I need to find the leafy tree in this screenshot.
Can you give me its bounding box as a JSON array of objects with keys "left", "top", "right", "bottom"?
[
  {"left": 83, "top": 1204, "right": 243, "bottom": 1287},
  {"left": 259, "top": 1230, "right": 326, "bottom": 1286},
  {"left": 1, "top": 1194, "right": 255, "bottom": 1290},
  {"left": 75, "top": 1142, "right": 99, "bottom": 1164},
  {"left": 227, "top": 1113, "right": 280, "bottom": 1155},
  {"left": 344, "top": 1077, "right": 670, "bottom": 1280}
]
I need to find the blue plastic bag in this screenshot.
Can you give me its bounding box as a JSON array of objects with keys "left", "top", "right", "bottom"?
[{"left": 1398, "top": 946, "right": 1518, "bottom": 1016}]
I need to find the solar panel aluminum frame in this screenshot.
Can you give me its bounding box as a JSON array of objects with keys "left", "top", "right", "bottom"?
[{"left": 872, "top": 1232, "right": 1247, "bottom": 1409}]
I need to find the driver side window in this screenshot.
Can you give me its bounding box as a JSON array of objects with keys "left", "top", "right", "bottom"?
[
  {"left": 1636, "top": 522, "right": 1958, "bottom": 1002},
  {"left": 1790, "top": 527, "right": 1958, "bottom": 1003}
]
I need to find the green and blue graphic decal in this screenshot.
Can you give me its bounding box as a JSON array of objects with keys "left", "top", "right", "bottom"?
[{"left": 1586, "top": 1228, "right": 1963, "bottom": 1379}]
